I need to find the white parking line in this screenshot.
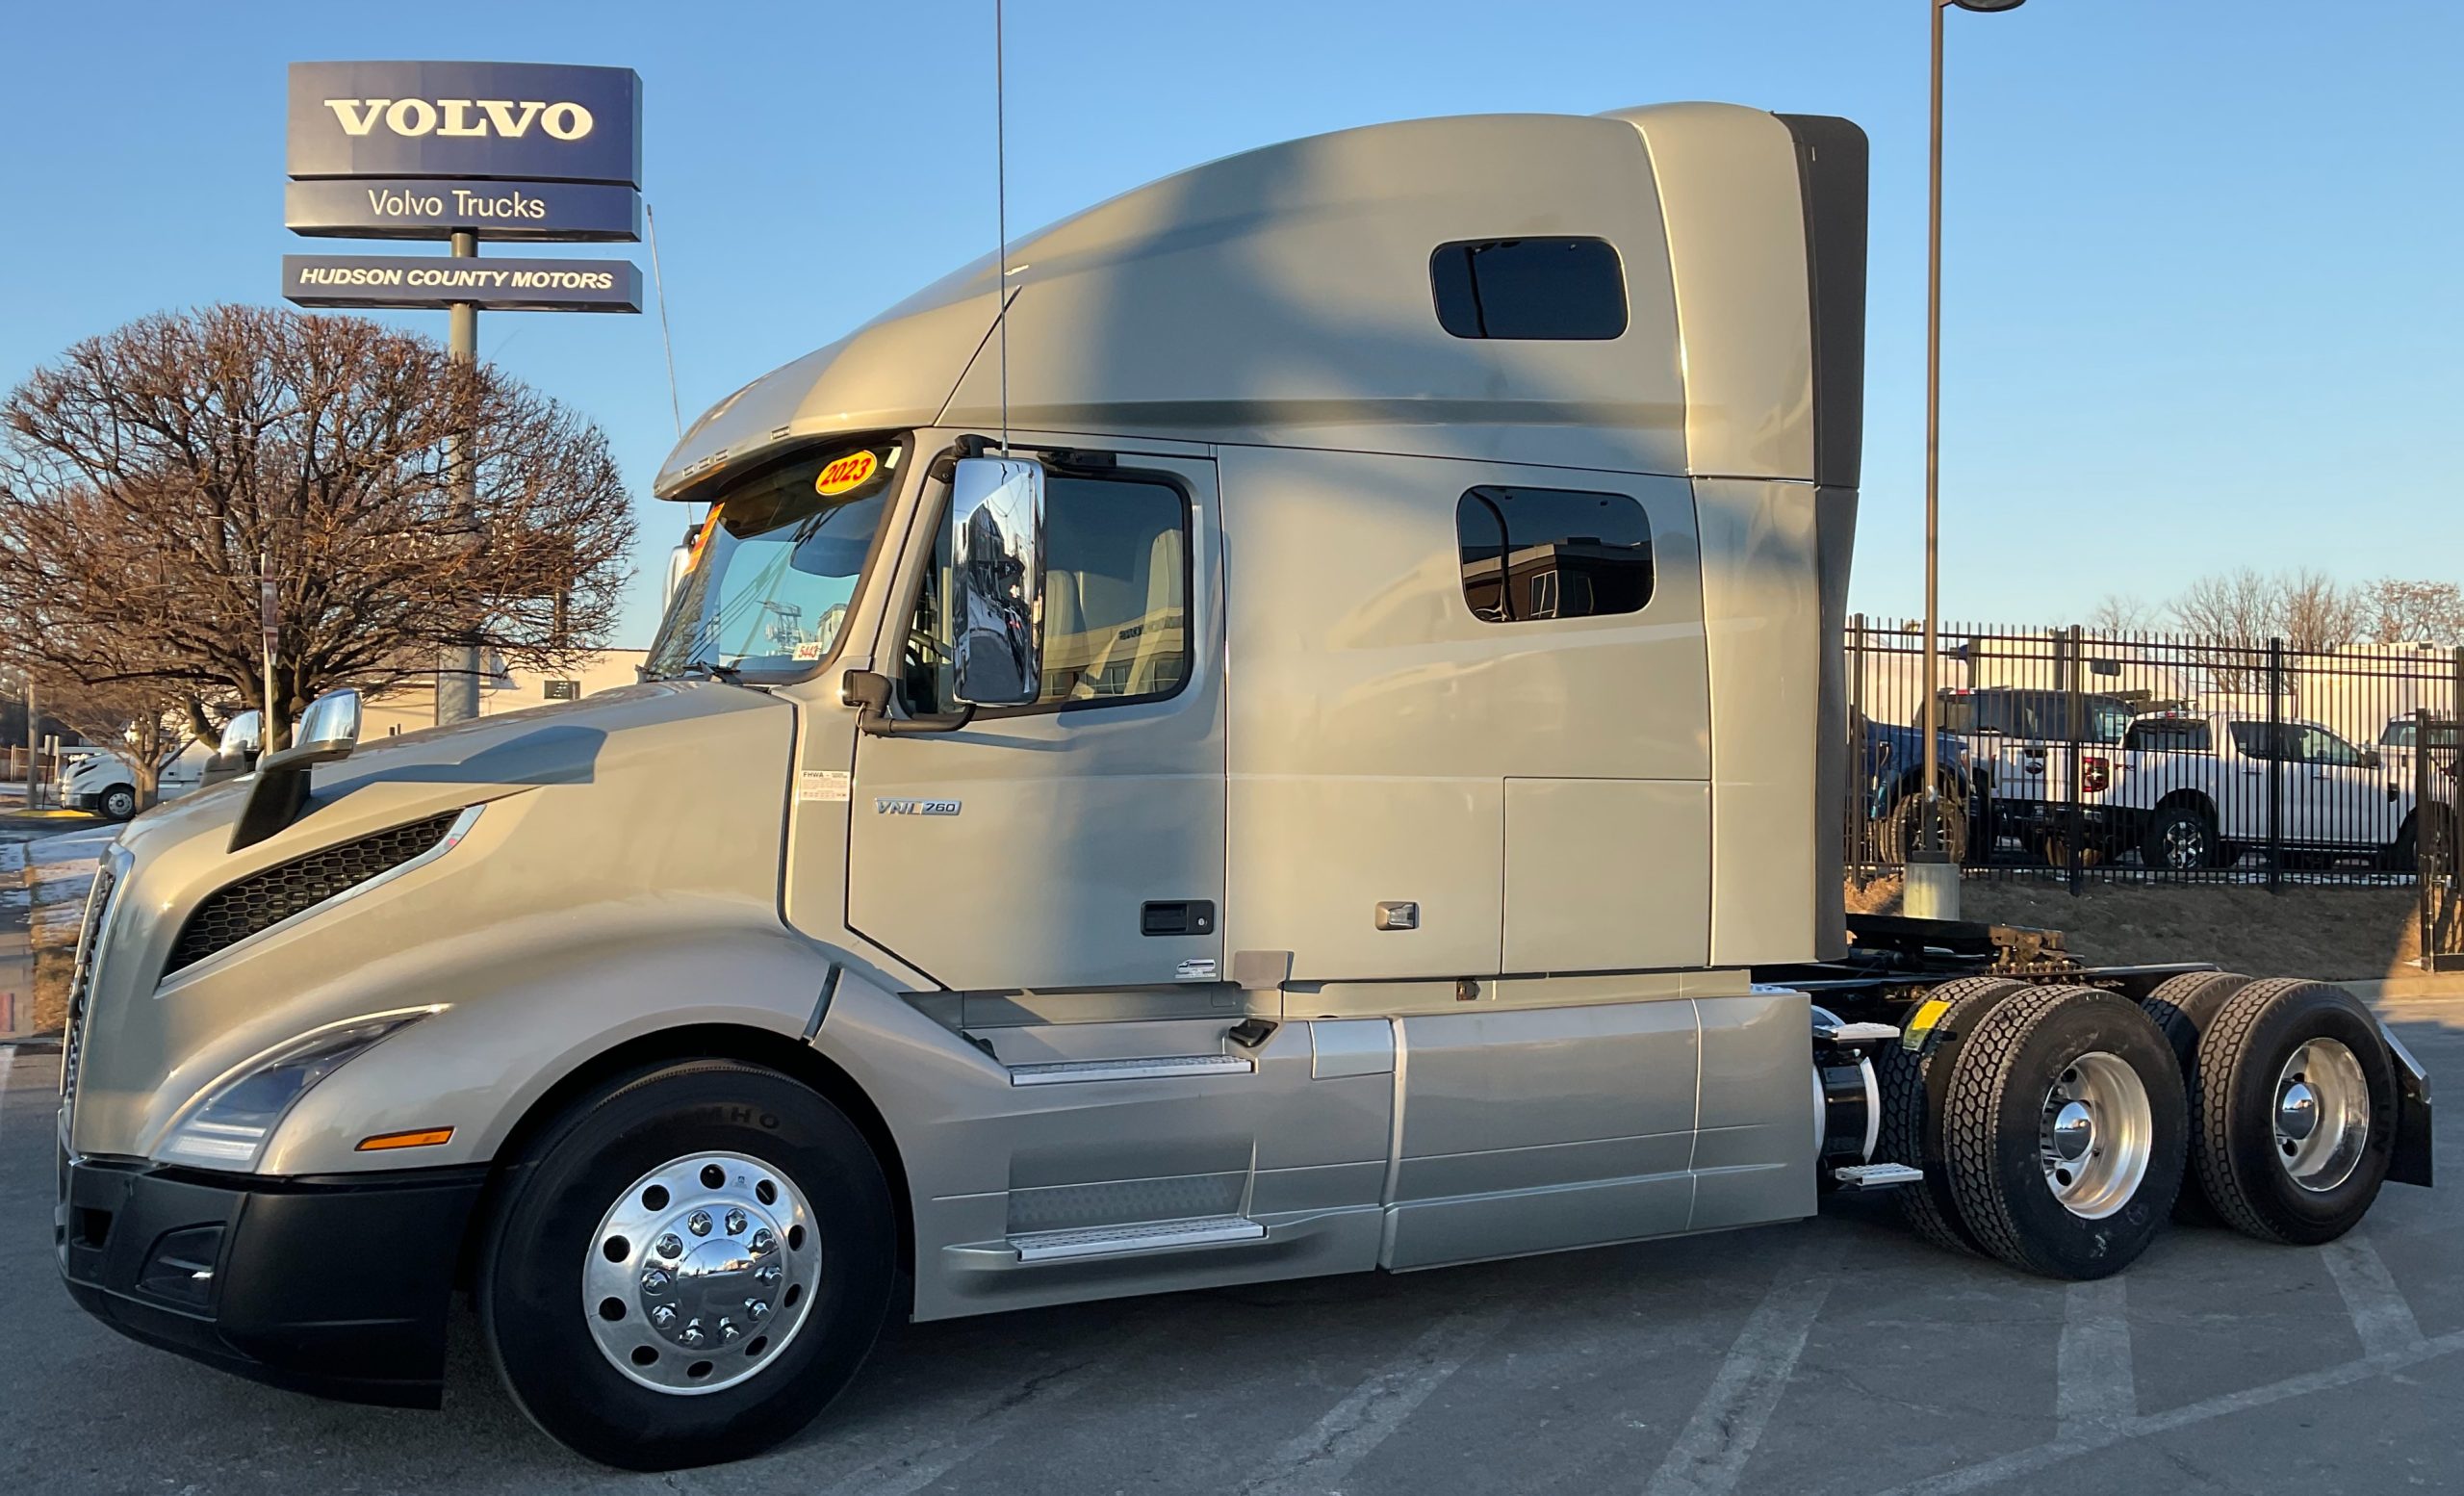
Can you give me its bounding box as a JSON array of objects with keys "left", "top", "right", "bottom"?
[
  {"left": 2322, "top": 1235, "right": 2424, "bottom": 1357},
  {"left": 1866, "top": 1327, "right": 2464, "bottom": 1496},
  {"left": 2052, "top": 1277, "right": 2135, "bottom": 1432},
  {"left": 1241, "top": 1300, "right": 1516, "bottom": 1496},
  {"left": 1643, "top": 1243, "right": 1835, "bottom": 1496}
]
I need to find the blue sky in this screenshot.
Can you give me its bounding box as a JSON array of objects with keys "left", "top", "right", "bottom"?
[{"left": 4, "top": 0, "right": 2457, "bottom": 648}]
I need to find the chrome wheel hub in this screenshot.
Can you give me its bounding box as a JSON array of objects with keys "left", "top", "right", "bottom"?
[
  {"left": 2274, "top": 1039, "right": 2370, "bottom": 1193},
  {"left": 583, "top": 1151, "right": 820, "bottom": 1395},
  {"left": 2163, "top": 822, "right": 2204, "bottom": 868},
  {"left": 2039, "top": 1052, "right": 2153, "bottom": 1219}
]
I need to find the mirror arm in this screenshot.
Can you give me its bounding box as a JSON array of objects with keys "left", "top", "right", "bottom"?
[
  {"left": 227, "top": 740, "right": 356, "bottom": 852},
  {"left": 842, "top": 669, "right": 975, "bottom": 737}
]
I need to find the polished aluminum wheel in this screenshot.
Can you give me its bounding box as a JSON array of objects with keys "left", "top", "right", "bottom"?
[
  {"left": 582, "top": 1151, "right": 821, "bottom": 1395},
  {"left": 2038, "top": 1051, "right": 2153, "bottom": 1219},
  {"left": 2273, "top": 1038, "right": 2371, "bottom": 1193}
]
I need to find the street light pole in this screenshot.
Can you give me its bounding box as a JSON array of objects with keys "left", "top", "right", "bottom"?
[{"left": 1910, "top": 0, "right": 2025, "bottom": 922}]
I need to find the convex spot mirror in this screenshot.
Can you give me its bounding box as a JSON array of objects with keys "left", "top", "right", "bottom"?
[
  {"left": 218, "top": 710, "right": 265, "bottom": 761},
  {"left": 947, "top": 455, "right": 1046, "bottom": 708},
  {"left": 293, "top": 687, "right": 363, "bottom": 760}
]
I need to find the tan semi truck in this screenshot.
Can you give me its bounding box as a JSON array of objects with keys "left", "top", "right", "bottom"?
[{"left": 54, "top": 103, "right": 2430, "bottom": 1470}]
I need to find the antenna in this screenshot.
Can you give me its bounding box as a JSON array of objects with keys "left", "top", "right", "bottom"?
[
  {"left": 644, "top": 201, "right": 684, "bottom": 441},
  {"left": 994, "top": 0, "right": 1010, "bottom": 456}
]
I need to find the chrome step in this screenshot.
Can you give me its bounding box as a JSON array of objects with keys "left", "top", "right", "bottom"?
[
  {"left": 1833, "top": 1162, "right": 1924, "bottom": 1190},
  {"left": 1006, "top": 1054, "right": 1254, "bottom": 1087},
  {"left": 1009, "top": 1215, "right": 1267, "bottom": 1262}
]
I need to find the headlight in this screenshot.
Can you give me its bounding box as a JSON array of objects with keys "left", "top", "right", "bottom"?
[{"left": 157, "top": 1009, "right": 437, "bottom": 1170}]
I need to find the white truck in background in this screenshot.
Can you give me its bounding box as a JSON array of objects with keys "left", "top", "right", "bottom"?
[
  {"left": 2103, "top": 710, "right": 2417, "bottom": 871},
  {"left": 62, "top": 742, "right": 208, "bottom": 822}
]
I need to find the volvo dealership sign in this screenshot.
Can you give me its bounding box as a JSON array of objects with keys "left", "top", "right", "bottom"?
[
  {"left": 282, "top": 61, "right": 643, "bottom": 312},
  {"left": 287, "top": 62, "right": 641, "bottom": 184}
]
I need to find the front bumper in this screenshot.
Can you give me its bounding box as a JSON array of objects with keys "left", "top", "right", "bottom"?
[{"left": 56, "top": 1145, "right": 485, "bottom": 1407}]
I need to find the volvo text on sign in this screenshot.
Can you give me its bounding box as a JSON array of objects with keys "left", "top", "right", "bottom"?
[
  {"left": 286, "top": 62, "right": 642, "bottom": 186},
  {"left": 286, "top": 178, "right": 641, "bottom": 242}
]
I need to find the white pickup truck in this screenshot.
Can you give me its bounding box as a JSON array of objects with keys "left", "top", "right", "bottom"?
[
  {"left": 62, "top": 743, "right": 208, "bottom": 822},
  {"left": 2107, "top": 710, "right": 2417, "bottom": 871}
]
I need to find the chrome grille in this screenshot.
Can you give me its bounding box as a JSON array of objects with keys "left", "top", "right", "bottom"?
[
  {"left": 165, "top": 812, "right": 464, "bottom": 975},
  {"left": 57, "top": 853, "right": 121, "bottom": 1109}
]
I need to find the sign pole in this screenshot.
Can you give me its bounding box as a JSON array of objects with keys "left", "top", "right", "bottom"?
[
  {"left": 437, "top": 229, "right": 481, "bottom": 727},
  {"left": 260, "top": 555, "right": 282, "bottom": 753}
]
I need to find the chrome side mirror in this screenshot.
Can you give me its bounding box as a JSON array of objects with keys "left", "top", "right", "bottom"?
[
  {"left": 947, "top": 455, "right": 1045, "bottom": 707},
  {"left": 218, "top": 709, "right": 265, "bottom": 761},
  {"left": 294, "top": 688, "right": 363, "bottom": 759},
  {"left": 663, "top": 537, "right": 695, "bottom": 606}
]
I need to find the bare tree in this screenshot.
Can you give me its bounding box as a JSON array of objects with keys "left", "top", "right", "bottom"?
[
  {"left": 2170, "top": 568, "right": 2279, "bottom": 693},
  {"left": 2361, "top": 578, "right": 2464, "bottom": 646},
  {"left": 2086, "top": 592, "right": 2158, "bottom": 634},
  {"left": 2276, "top": 567, "right": 2366, "bottom": 654},
  {"left": 0, "top": 305, "right": 636, "bottom": 748}
]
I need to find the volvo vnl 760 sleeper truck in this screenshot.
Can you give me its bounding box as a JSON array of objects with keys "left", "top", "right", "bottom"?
[{"left": 55, "top": 103, "right": 2430, "bottom": 1469}]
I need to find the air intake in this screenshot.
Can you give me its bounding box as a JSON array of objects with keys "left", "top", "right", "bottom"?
[{"left": 166, "top": 811, "right": 467, "bottom": 974}]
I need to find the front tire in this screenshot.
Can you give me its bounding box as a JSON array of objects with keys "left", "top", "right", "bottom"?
[
  {"left": 1938, "top": 988, "right": 2188, "bottom": 1279},
  {"left": 478, "top": 1060, "right": 896, "bottom": 1470},
  {"left": 2189, "top": 979, "right": 2398, "bottom": 1246},
  {"left": 97, "top": 785, "right": 138, "bottom": 821}
]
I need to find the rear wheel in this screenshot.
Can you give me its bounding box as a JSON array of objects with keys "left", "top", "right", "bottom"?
[
  {"left": 2139, "top": 970, "right": 2257, "bottom": 1222},
  {"left": 478, "top": 1060, "right": 896, "bottom": 1470},
  {"left": 1878, "top": 787, "right": 1968, "bottom": 864},
  {"left": 2143, "top": 804, "right": 2220, "bottom": 871},
  {"left": 1872, "top": 976, "right": 2032, "bottom": 1255},
  {"left": 1938, "top": 988, "right": 2188, "bottom": 1278},
  {"left": 2189, "top": 978, "right": 2398, "bottom": 1245},
  {"left": 2383, "top": 813, "right": 2418, "bottom": 873}
]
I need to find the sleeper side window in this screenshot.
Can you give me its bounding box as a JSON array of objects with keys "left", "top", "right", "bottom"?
[
  {"left": 905, "top": 472, "right": 1190, "bottom": 713},
  {"left": 1456, "top": 486, "right": 1653, "bottom": 624},
  {"left": 1430, "top": 238, "right": 1627, "bottom": 340}
]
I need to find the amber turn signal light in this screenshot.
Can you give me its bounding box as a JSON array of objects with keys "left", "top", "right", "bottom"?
[{"left": 354, "top": 1126, "right": 454, "bottom": 1152}]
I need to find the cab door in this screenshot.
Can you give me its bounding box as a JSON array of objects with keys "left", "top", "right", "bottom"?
[{"left": 846, "top": 453, "right": 1223, "bottom": 992}]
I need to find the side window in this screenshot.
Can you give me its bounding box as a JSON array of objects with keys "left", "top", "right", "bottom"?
[
  {"left": 2125, "top": 718, "right": 2212, "bottom": 752},
  {"left": 905, "top": 473, "right": 1189, "bottom": 712},
  {"left": 1429, "top": 238, "right": 1627, "bottom": 340},
  {"left": 2294, "top": 726, "right": 2361, "bottom": 766},
  {"left": 1456, "top": 486, "right": 1652, "bottom": 623},
  {"left": 2228, "top": 722, "right": 2279, "bottom": 761}
]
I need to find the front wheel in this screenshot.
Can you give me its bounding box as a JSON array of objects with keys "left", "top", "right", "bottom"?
[
  {"left": 478, "top": 1060, "right": 896, "bottom": 1470},
  {"left": 97, "top": 785, "right": 138, "bottom": 821}
]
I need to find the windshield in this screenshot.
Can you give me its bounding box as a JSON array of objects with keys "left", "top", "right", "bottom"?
[{"left": 645, "top": 439, "right": 903, "bottom": 680}]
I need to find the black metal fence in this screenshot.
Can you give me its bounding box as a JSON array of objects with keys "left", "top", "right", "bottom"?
[{"left": 1845, "top": 616, "right": 2464, "bottom": 890}]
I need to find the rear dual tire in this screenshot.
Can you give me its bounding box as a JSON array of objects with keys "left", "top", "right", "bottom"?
[
  {"left": 1934, "top": 988, "right": 2187, "bottom": 1279},
  {"left": 2185, "top": 979, "right": 2397, "bottom": 1245}
]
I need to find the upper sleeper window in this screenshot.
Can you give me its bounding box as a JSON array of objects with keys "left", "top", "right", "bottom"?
[
  {"left": 1457, "top": 486, "right": 1653, "bottom": 623},
  {"left": 1429, "top": 237, "right": 1627, "bottom": 340}
]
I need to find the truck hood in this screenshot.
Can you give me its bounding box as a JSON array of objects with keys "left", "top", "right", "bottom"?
[{"left": 69, "top": 680, "right": 798, "bottom": 1162}]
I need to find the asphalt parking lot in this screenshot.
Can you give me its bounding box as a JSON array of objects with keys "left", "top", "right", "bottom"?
[{"left": 8, "top": 1005, "right": 2462, "bottom": 1496}]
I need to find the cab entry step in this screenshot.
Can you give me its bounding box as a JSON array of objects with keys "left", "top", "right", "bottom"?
[
  {"left": 1009, "top": 1215, "right": 1268, "bottom": 1262},
  {"left": 1006, "top": 1054, "right": 1254, "bottom": 1086}
]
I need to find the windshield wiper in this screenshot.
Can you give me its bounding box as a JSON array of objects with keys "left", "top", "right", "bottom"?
[{"left": 673, "top": 660, "right": 744, "bottom": 684}]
